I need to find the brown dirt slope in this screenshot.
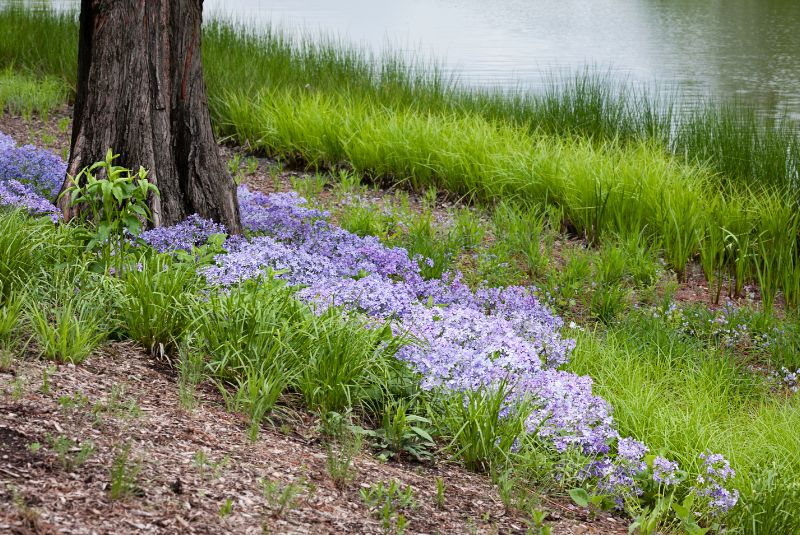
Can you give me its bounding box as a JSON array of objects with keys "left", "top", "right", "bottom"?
[{"left": 0, "top": 343, "right": 626, "bottom": 534}]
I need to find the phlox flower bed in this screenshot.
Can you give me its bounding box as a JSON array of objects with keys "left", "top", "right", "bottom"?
[
  {"left": 0, "top": 131, "right": 739, "bottom": 519},
  {"left": 139, "top": 184, "right": 739, "bottom": 513}
]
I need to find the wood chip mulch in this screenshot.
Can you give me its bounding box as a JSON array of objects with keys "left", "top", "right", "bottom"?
[{"left": 0, "top": 343, "right": 627, "bottom": 535}]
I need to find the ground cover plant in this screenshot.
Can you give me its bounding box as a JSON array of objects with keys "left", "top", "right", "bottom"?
[{"left": 5, "top": 134, "right": 799, "bottom": 534}]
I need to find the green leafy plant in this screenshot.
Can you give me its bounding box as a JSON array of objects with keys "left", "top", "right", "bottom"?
[
  {"left": 324, "top": 416, "right": 363, "bottom": 490},
  {"left": 47, "top": 434, "right": 95, "bottom": 470},
  {"left": 40, "top": 365, "right": 54, "bottom": 395},
  {"left": 177, "top": 344, "right": 205, "bottom": 410},
  {"left": 218, "top": 497, "right": 234, "bottom": 518},
  {"left": 357, "top": 399, "right": 436, "bottom": 462},
  {"left": 528, "top": 509, "right": 552, "bottom": 535},
  {"left": 0, "top": 287, "right": 24, "bottom": 349},
  {"left": 568, "top": 487, "right": 616, "bottom": 515},
  {"left": 435, "top": 477, "right": 445, "bottom": 509},
  {"left": 119, "top": 253, "right": 197, "bottom": 357},
  {"left": 433, "top": 381, "right": 536, "bottom": 472},
  {"left": 192, "top": 450, "right": 230, "bottom": 480},
  {"left": 60, "top": 149, "right": 159, "bottom": 273},
  {"left": 58, "top": 391, "right": 89, "bottom": 412},
  {"left": 171, "top": 232, "right": 228, "bottom": 267},
  {"left": 360, "top": 480, "right": 415, "bottom": 533},
  {"left": 260, "top": 478, "right": 305, "bottom": 518}
]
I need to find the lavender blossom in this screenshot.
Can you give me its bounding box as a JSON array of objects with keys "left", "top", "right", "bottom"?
[
  {"left": 652, "top": 456, "right": 680, "bottom": 486},
  {"left": 139, "top": 214, "right": 227, "bottom": 252},
  {"left": 0, "top": 140, "right": 66, "bottom": 198},
  {"left": 0, "top": 178, "right": 61, "bottom": 221},
  {"left": 693, "top": 451, "right": 739, "bottom": 513}
]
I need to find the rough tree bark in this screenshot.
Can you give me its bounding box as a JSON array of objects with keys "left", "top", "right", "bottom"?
[{"left": 57, "top": 0, "right": 241, "bottom": 233}]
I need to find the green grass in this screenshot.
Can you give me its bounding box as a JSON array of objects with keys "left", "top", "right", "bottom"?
[
  {"left": 0, "top": 4, "right": 797, "bottom": 192},
  {"left": 222, "top": 88, "right": 800, "bottom": 304},
  {"left": 568, "top": 316, "right": 800, "bottom": 534},
  {"left": 0, "top": 67, "right": 66, "bottom": 120}
]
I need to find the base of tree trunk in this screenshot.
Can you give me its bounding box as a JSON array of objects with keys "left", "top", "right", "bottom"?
[{"left": 58, "top": 0, "right": 241, "bottom": 233}]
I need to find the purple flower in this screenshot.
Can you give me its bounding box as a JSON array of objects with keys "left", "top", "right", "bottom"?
[
  {"left": 0, "top": 136, "right": 66, "bottom": 199},
  {"left": 0, "top": 178, "right": 61, "bottom": 221},
  {"left": 693, "top": 451, "right": 739, "bottom": 514},
  {"left": 139, "top": 214, "right": 227, "bottom": 252},
  {"left": 652, "top": 456, "right": 680, "bottom": 486}
]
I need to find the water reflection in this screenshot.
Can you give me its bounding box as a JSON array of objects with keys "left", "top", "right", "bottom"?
[{"left": 28, "top": 0, "right": 800, "bottom": 119}]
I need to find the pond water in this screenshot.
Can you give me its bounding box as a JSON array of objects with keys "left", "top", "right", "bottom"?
[
  {"left": 44, "top": 0, "right": 800, "bottom": 120},
  {"left": 203, "top": 0, "right": 800, "bottom": 120}
]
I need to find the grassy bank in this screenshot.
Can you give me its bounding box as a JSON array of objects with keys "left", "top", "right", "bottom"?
[
  {"left": 1, "top": 5, "right": 798, "bottom": 193},
  {"left": 3, "top": 5, "right": 800, "bottom": 533},
  {"left": 313, "top": 173, "right": 800, "bottom": 534},
  {"left": 1, "top": 6, "right": 799, "bottom": 309}
]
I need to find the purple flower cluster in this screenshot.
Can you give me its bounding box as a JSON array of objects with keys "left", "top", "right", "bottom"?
[
  {"left": 652, "top": 456, "right": 681, "bottom": 486},
  {"left": 580, "top": 437, "right": 648, "bottom": 502},
  {"left": 0, "top": 134, "right": 66, "bottom": 198},
  {"left": 694, "top": 451, "right": 739, "bottom": 513},
  {"left": 139, "top": 214, "right": 227, "bottom": 252},
  {"left": 0, "top": 177, "right": 61, "bottom": 221},
  {"left": 193, "top": 186, "right": 739, "bottom": 512},
  {"left": 206, "top": 186, "right": 611, "bottom": 456},
  {"left": 0, "top": 131, "right": 63, "bottom": 220},
  {"left": 773, "top": 367, "right": 800, "bottom": 393}
]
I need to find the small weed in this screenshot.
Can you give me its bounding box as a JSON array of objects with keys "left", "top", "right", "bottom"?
[
  {"left": 107, "top": 384, "right": 142, "bottom": 419},
  {"left": 10, "top": 374, "right": 25, "bottom": 400},
  {"left": 39, "top": 365, "right": 55, "bottom": 395},
  {"left": 227, "top": 153, "right": 242, "bottom": 176},
  {"left": 109, "top": 443, "right": 141, "bottom": 500},
  {"left": 360, "top": 480, "right": 415, "bottom": 533},
  {"left": 260, "top": 478, "right": 304, "bottom": 517},
  {"left": 325, "top": 420, "right": 363, "bottom": 489},
  {"left": 58, "top": 391, "right": 89, "bottom": 411},
  {"left": 357, "top": 399, "right": 436, "bottom": 462},
  {"left": 193, "top": 450, "right": 230, "bottom": 480},
  {"left": 28, "top": 442, "right": 41, "bottom": 453},
  {"left": 0, "top": 289, "right": 24, "bottom": 349},
  {"left": 291, "top": 173, "right": 327, "bottom": 199},
  {"left": 0, "top": 348, "right": 12, "bottom": 372},
  {"left": 493, "top": 468, "right": 516, "bottom": 513},
  {"left": 177, "top": 345, "right": 205, "bottom": 410},
  {"left": 245, "top": 156, "right": 259, "bottom": 175},
  {"left": 435, "top": 477, "right": 445, "bottom": 509},
  {"left": 527, "top": 509, "right": 552, "bottom": 535},
  {"left": 219, "top": 497, "right": 234, "bottom": 518},
  {"left": 47, "top": 434, "right": 94, "bottom": 470}
]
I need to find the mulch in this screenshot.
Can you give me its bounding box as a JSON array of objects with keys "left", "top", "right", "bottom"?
[{"left": 0, "top": 342, "right": 626, "bottom": 534}]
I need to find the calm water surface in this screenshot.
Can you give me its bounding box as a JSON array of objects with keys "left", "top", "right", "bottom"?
[
  {"left": 48, "top": 0, "right": 800, "bottom": 119},
  {"left": 204, "top": 0, "right": 800, "bottom": 119}
]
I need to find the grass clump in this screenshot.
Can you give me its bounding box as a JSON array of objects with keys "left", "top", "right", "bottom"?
[
  {"left": 0, "top": 67, "right": 66, "bottom": 120},
  {"left": 28, "top": 299, "right": 105, "bottom": 364}
]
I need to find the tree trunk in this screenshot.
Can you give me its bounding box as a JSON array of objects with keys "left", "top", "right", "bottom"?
[{"left": 58, "top": 0, "right": 241, "bottom": 233}]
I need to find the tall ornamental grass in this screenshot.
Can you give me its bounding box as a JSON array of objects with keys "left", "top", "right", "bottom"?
[{"left": 0, "top": 5, "right": 796, "bottom": 192}]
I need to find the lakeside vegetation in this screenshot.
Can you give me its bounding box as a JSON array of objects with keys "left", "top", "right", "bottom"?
[
  {"left": 2, "top": 4, "right": 800, "bottom": 534},
  {"left": 1, "top": 6, "right": 799, "bottom": 306}
]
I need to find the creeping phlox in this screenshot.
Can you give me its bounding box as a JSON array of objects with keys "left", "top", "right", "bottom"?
[
  {"left": 0, "top": 129, "right": 739, "bottom": 514},
  {"left": 0, "top": 132, "right": 63, "bottom": 221}
]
